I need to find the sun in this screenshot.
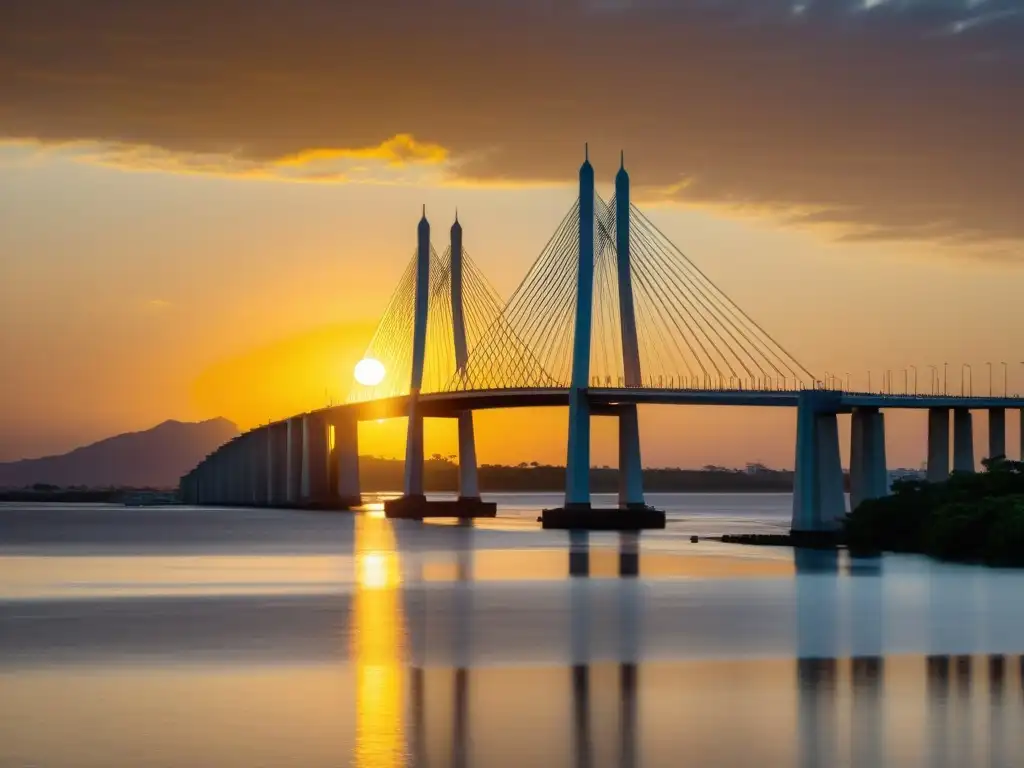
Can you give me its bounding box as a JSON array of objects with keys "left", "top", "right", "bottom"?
[{"left": 354, "top": 357, "right": 386, "bottom": 386}]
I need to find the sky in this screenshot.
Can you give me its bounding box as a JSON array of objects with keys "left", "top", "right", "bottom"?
[{"left": 2, "top": 0, "right": 1024, "bottom": 469}]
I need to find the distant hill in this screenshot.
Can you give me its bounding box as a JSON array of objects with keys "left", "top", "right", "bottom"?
[{"left": 0, "top": 418, "right": 239, "bottom": 489}]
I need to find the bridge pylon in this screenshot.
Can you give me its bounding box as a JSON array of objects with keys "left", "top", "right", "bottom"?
[
  {"left": 544, "top": 148, "right": 664, "bottom": 530},
  {"left": 385, "top": 210, "right": 496, "bottom": 519}
]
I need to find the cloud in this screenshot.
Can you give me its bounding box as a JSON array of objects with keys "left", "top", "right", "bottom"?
[{"left": 2, "top": 0, "right": 1023, "bottom": 250}]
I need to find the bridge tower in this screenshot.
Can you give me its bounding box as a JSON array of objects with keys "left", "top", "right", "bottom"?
[
  {"left": 615, "top": 153, "right": 646, "bottom": 510},
  {"left": 402, "top": 207, "right": 431, "bottom": 503},
  {"left": 564, "top": 146, "right": 596, "bottom": 509},
  {"left": 451, "top": 215, "right": 481, "bottom": 501},
  {"left": 545, "top": 149, "right": 664, "bottom": 530}
]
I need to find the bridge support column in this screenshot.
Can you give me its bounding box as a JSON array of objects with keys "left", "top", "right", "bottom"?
[
  {"left": 302, "top": 412, "right": 332, "bottom": 506},
  {"left": 927, "top": 408, "right": 950, "bottom": 482},
  {"left": 268, "top": 422, "right": 288, "bottom": 506},
  {"left": 791, "top": 391, "right": 845, "bottom": 538},
  {"left": 333, "top": 413, "right": 362, "bottom": 508},
  {"left": 252, "top": 428, "right": 269, "bottom": 506},
  {"left": 223, "top": 441, "right": 235, "bottom": 505},
  {"left": 988, "top": 408, "right": 1006, "bottom": 460},
  {"left": 457, "top": 411, "right": 480, "bottom": 500},
  {"left": 953, "top": 408, "right": 974, "bottom": 473},
  {"left": 618, "top": 405, "right": 645, "bottom": 509},
  {"left": 286, "top": 416, "right": 303, "bottom": 506},
  {"left": 850, "top": 408, "right": 887, "bottom": 511}
]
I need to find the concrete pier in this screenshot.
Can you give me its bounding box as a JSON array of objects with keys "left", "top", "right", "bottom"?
[
  {"left": 791, "top": 391, "right": 845, "bottom": 538},
  {"left": 286, "top": 416, "right": 303, "bottom": 505},
  {"left": 617, "top": 406, "right": 645, "bottom": 509},
  {"left": 850, "top": 407, "right": 887, "bottom": 511},
  {"left": 953, "top": 408, "right": 975, "bottom": 473},
  {"left": 252, "top": 428, "right": 270, "bottom": 506},
  {"left": 268, "top": 421, "right": 289, "bottom": 506},
  {"left": 988, "top": 408, "right": 1006, "bottom": 460},
  {"left": 301, "top": 412, "right": 331, "bottom": 506},
  {"left": 333, "top": 413, "right": 362, "bottom": 508},
  {"left": 927, "top": 408, "right": 950, "bottom": 483}
]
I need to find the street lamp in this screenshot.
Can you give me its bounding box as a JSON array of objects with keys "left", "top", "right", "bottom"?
[
  {"left": 944, "top": 362, "right": 948, "bottom": 396},
  {"left": 846, "top": 372, "right": 851, "bottom": 392},
  {"left": 928, "top": 365, "right": 938, "bottom": 395},
  {"left": 903, "top": 368, "right": 908, "bottom": 395},
  {"left": 962, "top": 363, "right": 972, "bottom": 397},
  {"left": 867, "top": 371, "right": 872, "bottom": 392},
  {"left": 910, "top": 365, "right": 918, "bottom": 395},
  {"left": 987, "top": 362, "right": 993, "bottom": 397},
  {"left": 1003, "top": 362, "right": 1008, "bottom": 397}
]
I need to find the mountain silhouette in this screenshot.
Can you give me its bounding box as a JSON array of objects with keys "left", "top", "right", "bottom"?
[{"left": 0, "top": 418, "right": 239, "bottom": 489}]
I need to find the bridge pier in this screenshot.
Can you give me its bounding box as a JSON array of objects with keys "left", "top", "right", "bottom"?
[
  {"left": 618, "top": 405, "right": 645, "bottom": 509},
  {"left": 301, "top": 412, "right": 332, "bottom": 507},
  {"left": 252, "top": 427, "right": 270, "bottom": 506},
  {"left": 850, "top": 407, "right": 887, "bottom": 511},
  {"left": 927, "top": 408, "right": 950, "bottom": 483},
  {"left": 332, "top": 413, "right": 362, "bottom": 508},
  {"left": 230, "top": 439, "right": 246, "bottom": 505},
  {"left": 286, "top": 416, "right": 303, "bottom": 505},
  {"left": 988, "top": 408, "right": 1006, "bottom": 460},
  {"left": 790, "top": 391, "right": 845, "bottom": 541},
  {"left": 953, "top": 408, "right": 975, "bottom": 473},
  {"left": 268, "top": 421, "right": 289, "bottom": 506}
]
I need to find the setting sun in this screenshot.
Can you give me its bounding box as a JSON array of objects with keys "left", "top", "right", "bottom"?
[{"left": 354, "top": 357, "right": 386, "bottom": 387}]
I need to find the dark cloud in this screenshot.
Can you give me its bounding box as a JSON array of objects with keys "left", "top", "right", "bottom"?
[{"left": 2, "top": 0, "right": 1023, "bottom": 247}]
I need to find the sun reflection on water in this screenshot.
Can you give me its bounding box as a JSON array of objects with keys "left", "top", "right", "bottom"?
[{"left": 353, "top": 513, "right": 406, "bottom": 767}]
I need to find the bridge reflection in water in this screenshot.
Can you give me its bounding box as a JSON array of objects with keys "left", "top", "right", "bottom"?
[{"left": 362, "top": 524, "right": 1024, "bottom": 767}]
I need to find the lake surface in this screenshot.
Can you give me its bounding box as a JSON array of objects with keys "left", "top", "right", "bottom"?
[{"left": 2, "top": 494, "right": 1024, "bottom": 767}]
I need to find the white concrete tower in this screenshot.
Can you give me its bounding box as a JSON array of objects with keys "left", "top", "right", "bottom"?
[
  {"left": 615, "top": 152, "right": 646, "bottom": 509},
  {"left": 565, "top": 146, "right": 596, "bottom": 508},
  {"left": 451, "top": 214, "right": 481, "bottom": 499},
  {"left": 403, "top": 207, "right": 431, "bottom": 499}
]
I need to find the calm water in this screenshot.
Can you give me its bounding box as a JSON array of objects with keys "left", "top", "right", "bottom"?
[{"left": 2, "top": 494, "right": 1024, "bottom": 767}]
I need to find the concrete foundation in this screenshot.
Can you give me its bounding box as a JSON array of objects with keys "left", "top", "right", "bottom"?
[
  {"left": 953, "top": 408, "right": 975, "bottom": 473},
  {"left": 384, "top": 496, "right": 497, "bottom": 519},
  {"left": 541, "top": 506, "right": 666, "bottom": 530},
  {"left": 791, "top": 392, "right": 845, "bottom": 533},
  {"left": 850, "top": 408, "right": 887, "bottom": 511},
  {"left": 988, "top": 408, "right": 1006, "bottom": 460},
  {"left": 927, "top": 408, "right": 950, "bottom": 483}
]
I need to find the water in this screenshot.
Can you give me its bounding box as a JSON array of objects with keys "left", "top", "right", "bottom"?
[{"left": 2, "top": 494, "right": 1024, "bottom": 767}]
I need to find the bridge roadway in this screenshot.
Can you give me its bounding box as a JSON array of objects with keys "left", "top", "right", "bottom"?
[{"left": 337, "top": 386, "right": 1024, "bottom": 422}]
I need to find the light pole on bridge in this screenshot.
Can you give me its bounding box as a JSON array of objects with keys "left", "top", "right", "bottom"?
[
  {"left": 944, "top": 362, "right": 948, "bottom": 396},
  {"left": 928, "top": 365, "right": 938, "bottom": 395},
  {"left": 910, "top": 365, "right": 918, "bottom": 395},
  {"left": 1002, "top": 362, "right": 1008, "bottom": 397},
  {"left": 987, "top": 362, "right": 993, "bottom": 397},
  {"left": 962, "top": 363, "right": 972, "bottom": 397}
]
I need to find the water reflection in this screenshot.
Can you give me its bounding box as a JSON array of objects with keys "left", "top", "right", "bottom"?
[{"left": 353, "top": 511, "right": 406, "bottom": 768}]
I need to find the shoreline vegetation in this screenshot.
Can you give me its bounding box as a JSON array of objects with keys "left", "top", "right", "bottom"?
[
  {"left": 0, "top": 458, "right": 813, "bottom": 501},
  {"left": 844, "top": 457, "right": 1024, "bottom": 567}
]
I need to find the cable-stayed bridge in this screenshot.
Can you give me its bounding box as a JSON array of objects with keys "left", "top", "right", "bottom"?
[{"left": 182, "top": 150, "right": 1023, "bottom": 535}]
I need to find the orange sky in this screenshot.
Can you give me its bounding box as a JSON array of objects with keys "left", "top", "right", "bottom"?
[{"left": 2, "top": 1, "right": 1023, "bottom": 468}]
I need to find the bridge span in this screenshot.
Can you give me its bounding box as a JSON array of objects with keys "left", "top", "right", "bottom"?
[{"left": 180, "top": 151, "right": 1022, "bottom": 534}]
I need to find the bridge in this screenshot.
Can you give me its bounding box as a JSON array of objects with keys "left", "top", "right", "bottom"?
[{"left": 179, "top": 149, "right": 1023, "bottom": 533}]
